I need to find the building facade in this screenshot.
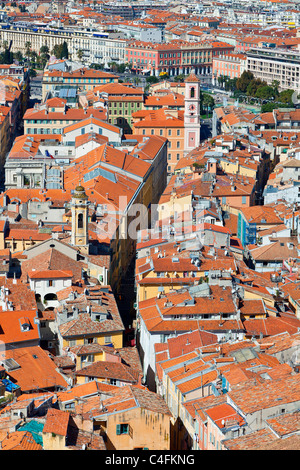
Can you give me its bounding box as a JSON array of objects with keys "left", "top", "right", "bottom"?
[{"left": 246, "top": 48, "right": 300, "bottom": 92}]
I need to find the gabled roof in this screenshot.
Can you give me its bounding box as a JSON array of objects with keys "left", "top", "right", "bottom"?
[
  {"left": 27, "top": 270, "right": 73, "bottom": 279},
  {"left": 43, "top": 408, "right": 69, "bottom": 437},
  {"left": 75, "top": 360, "right": 138, "bottom": 384},
  {"left": 0, "top": 309, "right": 39, "bottom": 346},
  {"left": 63, "top": 115, "right": 121, "bottom": 135},
  {"left": 21, "top": 248, "right": 84, "bottom": 283}
]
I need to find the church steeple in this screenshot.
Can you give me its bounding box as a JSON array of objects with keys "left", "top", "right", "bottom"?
[
  {"left": 184, "top": 72, "right": 201, "bottom": 155},
  {"left": 71, "top": 184, "right": 89, "bottom": 254}
]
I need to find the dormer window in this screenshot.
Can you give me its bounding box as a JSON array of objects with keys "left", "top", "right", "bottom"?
[{"left": 19, "top": 317, "right": 30, "bottom": 332}]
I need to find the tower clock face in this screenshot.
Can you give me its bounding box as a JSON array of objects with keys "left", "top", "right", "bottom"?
[{"left": 189, "top": 104, "right": 195, "bottom": 111}]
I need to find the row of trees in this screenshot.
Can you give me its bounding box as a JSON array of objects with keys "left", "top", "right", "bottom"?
[
  {"left": 218, "top": 71, "right": 295, "bottom": 112},
  {"left": 0, "top": 40, "right": 70, "bottom": 75}
]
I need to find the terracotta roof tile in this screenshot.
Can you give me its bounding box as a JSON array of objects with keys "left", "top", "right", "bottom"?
[
  {"left": 43, "top": 408, "right": 69, "bottom": 436},
  {"left": 1, "top": 431, "right": 43, "bottom": 450}
]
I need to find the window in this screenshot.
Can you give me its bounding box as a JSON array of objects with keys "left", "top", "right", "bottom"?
[
  {"left": 81, "top": 354, "right": 93, "bottom": 363},
  {"left": 116, "top": 423, "right": 129, "bottom": 435},
  {"left": 65, "top": 402, "right": 75, "bottom": 409},
  {"left": 105, "top": 335, "right": 112, "bottom": 344},
  {"left": 190, "top": 87, "right": 195, "bottom": 98},
  {"left": 78, "top": 213, "right": 83, "bottom": 229},
  {"left": 84, "top": 338, "right": 94, "bottom": 344}
]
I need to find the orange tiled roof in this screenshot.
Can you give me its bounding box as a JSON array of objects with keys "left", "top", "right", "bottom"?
[
  {"left": 0, "top": 346, "right": 68, "bottom": 392},
  {"left": 43, "top": 408, "right": 69, "bottom": 436},
  {"left": 1, "top": 431, "right": 43, "bottom": 450}
]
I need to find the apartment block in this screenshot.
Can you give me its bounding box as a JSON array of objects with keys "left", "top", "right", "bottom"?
[{"left": 246, "top": 48, "right": 300, "bottom": 92}]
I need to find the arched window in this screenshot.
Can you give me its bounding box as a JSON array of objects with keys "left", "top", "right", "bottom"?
[
  {"left": 78, "top": 213, "right": 83, "bottom": 229},
  {"left": 190, "top": 87, "right": 195, "bottom": 98},
  {"left": 44, "top": 293, "right": 58, "bottom": 301}
]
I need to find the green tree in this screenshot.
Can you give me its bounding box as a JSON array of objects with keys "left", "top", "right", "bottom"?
[
  {"left": 201, "top": 93, "right": 215, "bottom": 115},
  {"left": 173, "top": 74, "right": 185, "bottom": 82},
  {"left": 132, "top": 76, "right": 140, "bottom": 86},
  {"left": 246, "top": 78, "right": 267, "bottom": 97},
  {"left": 225, "top": 77, "right": 238, "bottom": 92},
  {"left": 108, "top": 61, "right": 118, "bottom": 72},
  {"left": 14, "top": 50, "right": 23, "bottom": 62},
  {"left": 271, "top": 80, "right": 280, "bottom": 97},
  {"left": 40, "top": 45, "right": 49, "bottom": 55},
  {"left": 90, "top": 63, "right": 104, "bottom": 70},
  {"left": 29, "top": 68, "right": 37, "bottom": 77},
  {"left": 52, "top": 42, "right": 68, "bottom": 60},
  {"left": 146, "top": 75, "right": 159, "bottom": 84},
  {"left": 255, "top": 85, "right": 276, "bottom": 100},
  {"left": 1, "top": 40, "right": 8, "bottom": 51},
  {"left": 25, "top": 41, "right": 31, "bottom": 60},
  {"left": 39, "top": 51, "right": 50, "bottom": 69},
  {"left": 77, "top": 49, "right": 84, "bottom": 61},
  {"left": 261, "top": 102, "right": 277, "bottom": 113},
  {"left": 278, "top": 89, "right": 294, "bottom": 105},
  {"left": 61, "top": 41, "right": 68, "bottom": 59},
  {"left": 1, "top": 48, "right": 13, "bottom": 64},
  {"left": 236, "top": 71, "right": 254, "bottom": 93}
]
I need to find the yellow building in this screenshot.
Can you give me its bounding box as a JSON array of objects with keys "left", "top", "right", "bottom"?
[
  {"left": 57, "top": 285, "right": 125, "bottom": 356},
  {"left": 158, "top": 189, "right": 192, "bottom": 223},
  {"left": 0, "top": 220, "right": 52, "bottom": 253},
  {"left": 73, "top": 385, "right": 172, "bottom": 450},
  {"left": 42, "top": 408, "right": 69, "bottom": 451}
]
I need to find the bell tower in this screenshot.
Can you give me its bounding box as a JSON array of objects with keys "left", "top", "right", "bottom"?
[
  {"left": 184, "top": 72, "right": 201, "bottom": 155},
  {"left": 71, "top": 184, "right": 89, "bottom": 254}
]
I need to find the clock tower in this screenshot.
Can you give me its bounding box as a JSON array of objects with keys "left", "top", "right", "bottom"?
[{"left": 184, "top": 72, "right": 201, "bottom": 155}]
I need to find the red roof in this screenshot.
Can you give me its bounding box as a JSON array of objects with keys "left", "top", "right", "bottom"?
[
  {"left": 43, "top": 408, "right": 69, "bottom": 436},
  {"left": 28, "top": 270, "right": 73, "bottom": 279}
]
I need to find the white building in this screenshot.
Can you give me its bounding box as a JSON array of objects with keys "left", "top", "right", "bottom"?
[
  {"left": 247, "top": 48, "right": 300, "bottom": 93},
  {"left": 28, "top": 269, "right": 73, "bottom": 309},
  {"left": 115, "top": 23, "right": 162, "bottom": 43},
  {"left": 5, "top": 116, "right": 122, "bottom": 191}
]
